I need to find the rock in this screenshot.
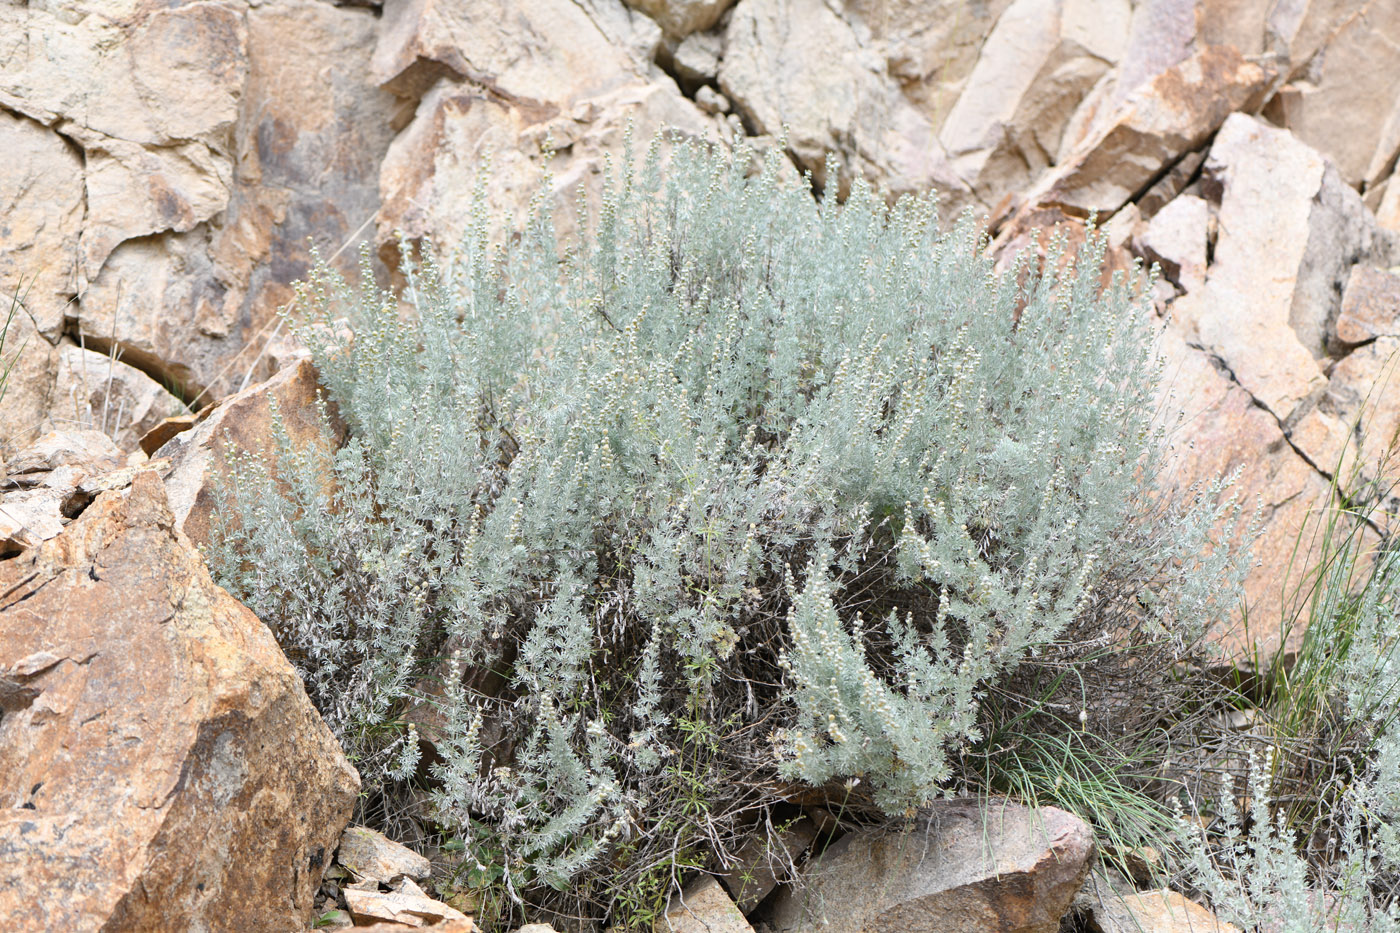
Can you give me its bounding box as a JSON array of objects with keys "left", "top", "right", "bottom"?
[
  {"left": 372, "top": 0, "right": 650, "bottom": 101},
  {"left": 377, "top": 77, "right": 722, "bottom": 265},
  {"left": 0, "top": 430, "right": 128, "bottom": 557},
  {"left": 50, "top": 343, "right": 190, "bottom": 453},
  {"left": 1262, "top": 6, "right": 1400, "bottom": 190},
  {"left": 1290, "top": 337, "right": 1400, "bottom": 501},
  {"left": 843, "top": 0, "right": 1015, "bottom": 133},
  {"left": 1152, "top": 326, "right": 1334, "bottom": 659},
  {"left": 720, "top": 818, "right": 818, "bottom": 912},
  {"left": 672, "top": 31, "right": 722, "bottom": 84},
  {"left": 1134, "top": 194, "right": 1209, "bottom": 295},
  {"left": 660, "top": 875, "right": 754, "bottom": 933},
  {"left": 70, "top": 0, "right": 396, "bottom": 408},
  {"left": 0, "top": 109, "right": 84, "bottom": 341},
  {"left": 158, "top": 359, "right": 346, "bottom": 548},
  {"left": 1086, "top": 886, "right": 1240, "bottom": 933},
  {"left": 337, "top": 825, "right": 432, "bottom": 885},
  {"left": 768, "top": 799, "right": 1094, "bottom": 933},
  {"left": 623, "top": 0, "right": 736, "bottom": 39},
  {"left": 139, "top": 414, "right": 201, "bottom": 457},
  {"left": 351, "top": 922, "right": 475, "bottom": 933},
  {"left": 4, "top": 429, "right": 123, "bottom": 477},
  {"left": 718, "top": 0, "right": 966, "bottom": 203},
  {"left": 1021, "top": 45, "right": 1271, "bottom": 219},
  {"left": 939, "top": 0, "right": 1131, "bottom": 207},
  {"left": 344, "top": 877, "right": 473, "bottom": 928},
  {"left": 1378, "top": 178, "right": 1400, "bottom": 234},
  {"left": 0, "top": 471, "right": 359, "bottom": 931},
  {"left": 0, "top": 1, "right": 246, "bottom": 281},
  {"left": 1334, "top": 266, "right": 1400, "bottom": 346},
  {"left": 1170, "top": 114, "right": 1395, "bottom": 426}
]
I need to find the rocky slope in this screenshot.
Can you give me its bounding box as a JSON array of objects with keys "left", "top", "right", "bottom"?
[
  {"left": 3, "top": 0, "right": 1400, "bottom": 929},
  {"left": 5, "top": 0, "right": 1400, "bottom": 656}
]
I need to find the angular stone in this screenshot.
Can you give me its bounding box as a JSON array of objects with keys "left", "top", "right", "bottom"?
[
  {"left": 158, "top": 359, "right": 346, "bottom": 548},
  {"left": 940, "top": 0, "right": 1130, "bottom": 206},
  {"left": 139, "top": 414, "right": 200, "bottom": 457},
  {"left": 1335, "top": 266, "right": 1400, "bottom": 346},
  {"left": 1263, "top": 5, "right": 1400, "bottom": 189},
  {"left": 377, "top": 78, "right": 721, "bottom": 264},
  {"left": 1087, "top": 887, "right": 1240, "bottom": 933},
  {"left": 0, "top": 298, "right": 61, "bottom": 461},
  {"left": 352, "top": 922, "right": 475, "bottom": 933},
  {"left": 50, "top": 343, "right": 190, "bottom": 454},
  {"left": 1169, "top": 115, "right": 1395, "bottom": 425},
  {"left": 831, "top": 0, "right": 1009, "bottom": 138},
  {"left": 0, "top": 471, "right": 360, "bottom": 931},
  {"left": 768, "top": 799, "right": 1094, "bottom": 933},
  {"left": 4, "top": 429, "right": 122, "bottom": 478},
  {"left": 1024, "top": 45, "right": 1271, "bottom": 218},
  {"left": 719, "top": 0, "right": 966, "bottom": 203},
  {"left": 0, "top": 1, "right": 246, "bottom": 280},
  {"left": 721, "top": 818, "right": 818, "bottom": 913},
  {"left": 672, "top": 31, "right": 722, "bottom": 84},
  {"left": 337, "top": 825, "right": 432, "bottom": 885},
  {"left": 1134, "top": 194, "right": 1208, "bottom": 295},
  {"left": 1290, "top": 337, "right": 1400, "bottom": 505},
  {"left": 71, "top": 0, "right": 397, "bottom": 407},
  {"left": 0, "top": 429, "right": 126, "bottom": 556},
  {"left": 661, "top": 875, "right": 754, "bottom": 933},
  {"left": 623, "top": 0, "right": 735, "bottom": 39},
  {"left": 344, "top": 877, "right": 472, "bottom": 928},
  {"left": 372, "top": 0, "right": 646, "bottom": 102}
]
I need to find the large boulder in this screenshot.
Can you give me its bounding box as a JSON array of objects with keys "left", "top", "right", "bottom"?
[
  {"left": 768, "top": 799, "right": 1094, "bottom": 933},
  {"left": 0, "top": 470, "right": 359, "bottom": 931}
]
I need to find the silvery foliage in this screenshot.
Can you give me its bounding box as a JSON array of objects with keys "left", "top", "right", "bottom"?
[
  {"left": 1177, "top": 543, "right": 1400, "bottom": 931},
  {"left": 209, "top": 135, "right": 1237, "bottom": 893}
]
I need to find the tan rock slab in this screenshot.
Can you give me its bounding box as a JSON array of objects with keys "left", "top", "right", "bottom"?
[
  {"left": 1335, "top": 266, "right": 1400, "bottom": 345},
  {"left": 940, "top": 0, "right": 1130, "bottom": 206},
  {"left": 719, "top": 0, "right": 966, "bottom": 203},
  {"left": 372, "top": 0, "right": 646, "bottom": 101},
  {"left": 337, "top": 825, "right": 432, "bottom": 885},
  {"left": 660, "top": 875, "right": 754, "bottom": 933},
  {"left": 0, "top": 471, "right": 360, "bottom": 931},
  {"left": 51, "top": 343, "right": 190, "bottom": 454},
  {"left": 1153, "top": 325, "right": 1334, "bottom": 659},
  {"left": 1265, "top": 5, "right": 1400, "bottom": 189},
  {"left": 139, "top": 414, "right": 200, "bottom": 457},
  {"left": 1135, "top": 194, "right": 1208, "bottom": 296},
  {"left": 377, "top": 78, "right": 722, "bottom": 264},
  {"left": 769, "top": 799, "right": 1094, "bottom": 933},
  {"left": 0, "top": 110, "right": 84, "bottom": 341},
  {"left": 1169, "top": 114, "right": 1395, "bottom": 425},
  {"left": 158, "top": 359, "right": 346, "bottom": 548},
  {"left": 1087, "top": 886, "right": 1240, "bottom": 933},
  {"left": 623, "top": 0, "right": 735, "bottom": 39},
  {"left": 1023, "top": 45, "right": 1272, "bottom": 218},
  {"left": 344, "top": 877, "right": 473, "bottom": 928}
]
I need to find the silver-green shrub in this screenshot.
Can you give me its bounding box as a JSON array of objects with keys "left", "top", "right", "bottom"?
[{"left": 208, "top": 136, "right": 1241, "bottom": 924}]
